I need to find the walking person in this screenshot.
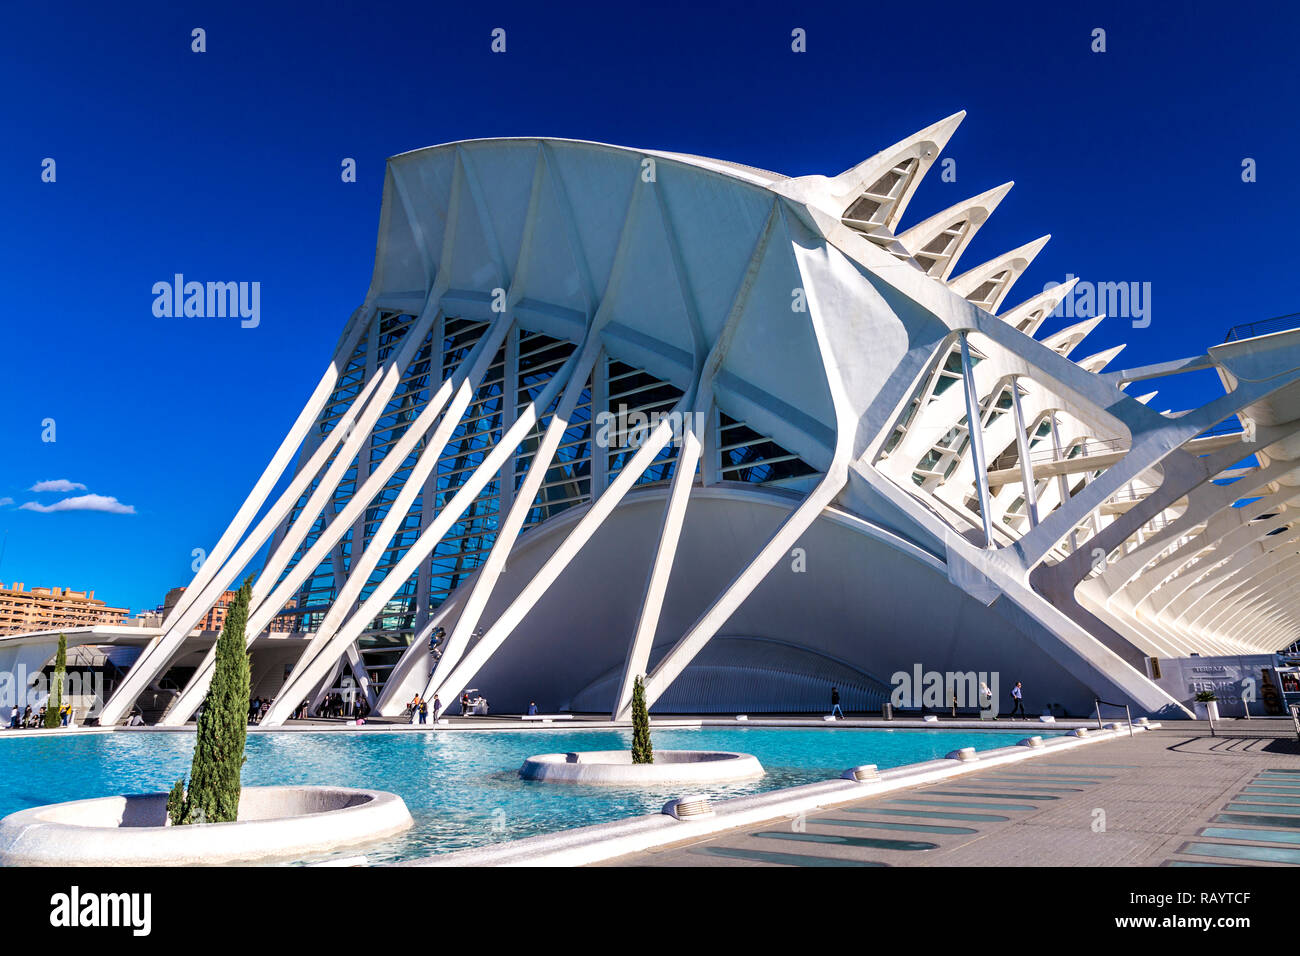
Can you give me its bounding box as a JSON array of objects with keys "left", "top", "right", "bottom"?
[
  {"left": 418, "top": 698, "right": 428, "bottom": 724},
  {"left": 1010, "top": 681, "right": 1026, "bottom": 718},
  {"left": 980, "top": 681, "right": 997, "bottom": 719},
  {"left": 830, "top": 686, "right": 844, "bottom": 719},
  {"left": 431, "top": 694, "right": 441, "bottom": 718}
]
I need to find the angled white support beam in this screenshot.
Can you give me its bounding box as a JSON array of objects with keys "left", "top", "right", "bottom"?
[
  {"left": 271, "top": 314, "right": 514, "bottom": 701},
  {"left": 1047, "top": 412, "right": 1078, "bottom": 553},
  {"left": 307, "top": 656, "right": 345, "bottom": 716},
  {"left": 154, "top": 306, "right": 445, "bottom": 726},
  {"left": 343, "top": 642, "right": 378, "bottom": 710},
  {"left": 613, "top": 392, "right": 709, "bottom": 720},
  {"left": 261, "top": 331, "right": 584, "bottom": 726},
  {"left": 641, "top": 459, "right": 850, "bottom": 709},
  {"left": 245, "top": 311, "right": 444, "bottom": 624},
  {"left": 1009, "top": 376, "right": 1039, "bottom": 528},
  {"left": 1102, "top": 354, "right": 1215, "bottom": 387},
  {"left": 429, "top": 398, "right": 693, "bottom": 717},
  {"left": 375, "top": 581, "right": 474, "bottom": 714},
  {"left": 425, "top": 342, "right": 601, "bottom": 701},
  {"left": 637, "top": 200, "right": 859, "bottom": 712},
  {"left": 162, "top": 305, "right": 373, "bottom": 630},
  {"left": 959, "top": 332, "right": 997, "bottom": 548},
  {"left": 99, "top": 339, "right": 397, "bottom": 726}
]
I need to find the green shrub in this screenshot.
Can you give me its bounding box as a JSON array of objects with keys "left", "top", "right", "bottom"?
[{"left": 166, "top": 779, "right": 186, "bottom": 826}]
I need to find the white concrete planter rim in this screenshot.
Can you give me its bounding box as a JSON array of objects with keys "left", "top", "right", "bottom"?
[
  {"left": 520, "top": 749, "right": 764, "bottom": 785},
  {"left": 0, "top": 785, "right": 413, "bottom": 866}
]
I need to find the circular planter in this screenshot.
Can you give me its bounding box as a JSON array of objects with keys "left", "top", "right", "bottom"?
[
  {"left": 520, "top": 750, "right": 763, "bottom": 785},
  {"left": 0, "top": 786, "right": 413, "bottom": 866}
]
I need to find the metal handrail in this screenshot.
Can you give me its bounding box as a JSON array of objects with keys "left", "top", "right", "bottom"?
[
  {"left": 1224, "top": 311, "right": 1300, "bottom": 343},
  {"left": 1094, "top": 697, "right": 1135, "bottom": 738}
]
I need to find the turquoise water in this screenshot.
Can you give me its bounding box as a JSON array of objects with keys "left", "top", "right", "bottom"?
[{"left": 0, "top": 727, "right": 1046, "bottom": 862}]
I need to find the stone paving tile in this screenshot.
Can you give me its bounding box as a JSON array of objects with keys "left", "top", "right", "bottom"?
[{"left": 600, "top": 730, "right": 1300, "bottom": 867}]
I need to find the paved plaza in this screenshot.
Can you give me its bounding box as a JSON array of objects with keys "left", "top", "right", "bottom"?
[{"left": 601, "top": 723, "right": 1300, "bottom": 867}]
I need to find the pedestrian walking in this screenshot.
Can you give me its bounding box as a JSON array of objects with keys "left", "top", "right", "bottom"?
[{"left": 1010, "top": 681, "right": 1026, "bottom": 718}]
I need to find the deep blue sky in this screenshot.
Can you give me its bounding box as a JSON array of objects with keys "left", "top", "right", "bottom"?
[{"left": 1, "top": 1, "right": 1297, "bottom": 613}]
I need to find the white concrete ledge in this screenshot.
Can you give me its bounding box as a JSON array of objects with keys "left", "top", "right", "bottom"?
[
  {"left": 0, "top": 786, "right": 413, "bottom": 866},
  {"left": 520, "top": 750, "right": 763, "bottom": 785},
  {"left": 0, "top": 726, "right": 117, "bottom": 741},
  {"left": 9, "top": 715, "right": 1142, "bottom": 737},
  {"left": 407, "top": 723, "right": 1161, "bottom": 867}
]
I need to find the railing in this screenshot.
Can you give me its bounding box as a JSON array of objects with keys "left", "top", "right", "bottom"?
[
  {"left": 990, "top": 436, "right": 1131, "bottom": 474},
  {"left": 1094, "top": 697, "right": 1135, "bottom": 737},
  {"left": 1224, "top": 311, "right": 1300, "bottom": 343}
]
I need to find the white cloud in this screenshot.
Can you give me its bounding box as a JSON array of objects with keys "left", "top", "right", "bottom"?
[
  {"left": 0, "top": 497, "right": 12, "bottom": 507},
  {"left": 29, "top": 479, "right": 88, "bottom": 493},
  {"left": 20, "top": 494, "right": 136, "bottom": 515}
]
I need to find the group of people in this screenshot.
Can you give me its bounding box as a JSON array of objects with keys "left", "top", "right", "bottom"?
[
  {"left": 243, "top": 693, "right": 370, "bottom": 723},
  {"left": 7, "top": 702, "right": 74, "bottom": 729},
  {"left": 316, "top": 693, "right": 368, "bottom": 720},
  {"left": 406, "top": 693, "right": 442, "bottom": 723},
  {"left": 827, "top": 681, "right": 1031, "bottom": 719}
]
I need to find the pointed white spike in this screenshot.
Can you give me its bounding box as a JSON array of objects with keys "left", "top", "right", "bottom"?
[
  {"left": 896, "top": 181, "right": 1014, "bottom": 279},
  {"left": 948, "top": 234, "right": 1050, "bottom": 313},
  {"left": 827, "top": 111, "right": 966, "bottom": 230},
  {"left": 1000, "top": 276, "right": 1079, "bottom": 337}
]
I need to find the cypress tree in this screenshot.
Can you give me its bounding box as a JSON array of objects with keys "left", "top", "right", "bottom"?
[
  {"left": 175, "top": 579, "right": 252, "bottom": 824},
  {"left": 166, "top": 779, "right": 186, "bottom": 827},
  {"left": 631, "top": 675, "right": 653, "bottom": 764},
  {"left": 44, "top": 633, "right": 67, "bottom": 729}
]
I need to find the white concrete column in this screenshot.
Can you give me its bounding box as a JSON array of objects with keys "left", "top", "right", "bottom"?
[
  {"left": 270, "top": 316, "right": 514, "bottom": 706},
  {"left": 1009, "top": 376, "right": 1039, "bottom": 528},
  {"left": 614, "top": 390, "right": 710, "bottom": 719},
  {"left": 260, "top": 331, "right": 584, "bottom": 726},
  {"left": 1049, "top": 412, "right": 1077, "bottom": 552},
  {"left": 590, "top": 349, "right": 608, "bottom": 494},
  {"left": 428, "top": 396, "right": 695, "bottom": 716},
  {"left": 162, "top": 304, "right": 372, "bottom": 629},
  {"left": 958, "top": 332, "right": 996, "bottom": 549},
  {"left": 426, "top": 342, "right": 603, "bottom": 703},
  {"left": 500, "top": 324, "right": 519, "bottom": 514}
]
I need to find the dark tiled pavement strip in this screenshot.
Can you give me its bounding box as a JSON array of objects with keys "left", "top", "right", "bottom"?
[{"left": 599, "top": 726, "right": 1300, "bottom": 867}]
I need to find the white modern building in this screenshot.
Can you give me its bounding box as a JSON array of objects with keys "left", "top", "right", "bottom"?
[{"left": 30, "top": 114, "right": 1300, "bottom": 726}]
